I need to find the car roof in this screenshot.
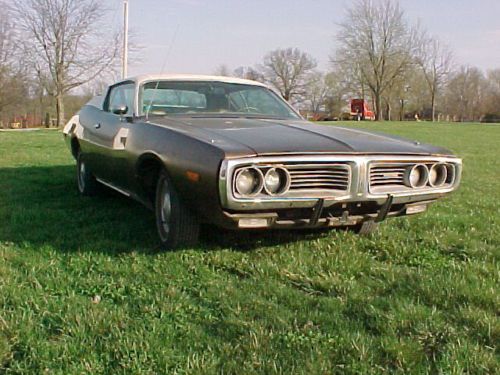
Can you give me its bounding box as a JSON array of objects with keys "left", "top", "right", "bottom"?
[{"left": 115, "top": 74, "right": 268, "bottom": 88}]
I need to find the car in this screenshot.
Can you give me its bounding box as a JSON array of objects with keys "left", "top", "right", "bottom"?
[{"left": 63, "top": 74, "right": 462, "bottom": 248}]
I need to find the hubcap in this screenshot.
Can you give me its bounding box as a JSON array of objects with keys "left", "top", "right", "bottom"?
[{"left": 160, "top": 180, "right": 171, "bottom": 236}]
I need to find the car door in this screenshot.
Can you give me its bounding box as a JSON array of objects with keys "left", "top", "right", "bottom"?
[{"left": 84, "top": 81, "right": 135, "bottom": 188}]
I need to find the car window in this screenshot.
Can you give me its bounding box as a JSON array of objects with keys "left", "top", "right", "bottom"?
[
  {"left": 107, "top": 83, "right": 135, "bottom": 115},
  {"left": 143, "top": 89, "right": 206, "bottom": 112},
  {"left": 139, "top": 81, "right": 300, "bottom": 119},
  {"left": 228, "top": 88, "right": 290, "bottom": 117}
]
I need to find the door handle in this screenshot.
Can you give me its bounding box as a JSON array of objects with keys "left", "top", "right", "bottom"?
[{"left": 94, "top": 123, "right": 101, "bottom": 129}]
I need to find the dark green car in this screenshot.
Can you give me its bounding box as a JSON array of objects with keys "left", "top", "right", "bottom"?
[{"left": 64, "top": 74, "right": 462, "bottom": 248}]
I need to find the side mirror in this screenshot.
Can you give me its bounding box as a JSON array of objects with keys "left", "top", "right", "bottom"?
[{"left": 111, "top": 104, "right": 128, "bottom": 115}]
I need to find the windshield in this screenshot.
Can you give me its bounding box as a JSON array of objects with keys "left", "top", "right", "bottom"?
[{"left": 139, "top": 81, "right": 300, "bottom": 119}]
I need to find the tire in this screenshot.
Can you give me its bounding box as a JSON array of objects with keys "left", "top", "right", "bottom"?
[
  {"left": 354, "top": 220, "right": 379, "bottom": 235},
  {"left": 155, "top": 169, "right": 200, "bottom": 249},
  {"left": 77, "top": 153, "right": 99, "bottom": 196}
]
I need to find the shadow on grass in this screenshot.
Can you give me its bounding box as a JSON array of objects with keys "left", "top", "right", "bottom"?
[{"left": 0, "top": 165, "right": 325, "bottom": 254}]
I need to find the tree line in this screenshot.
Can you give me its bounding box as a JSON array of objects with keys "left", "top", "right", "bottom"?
[
  {"left": 216, "top": 0, "right": 500, "bottom": 123},
  {"left": 1, "top": 0, "right": 499, "bottom": 128},
  {"left": 0, "top": 0, "right": 120, "bottom": 128}
]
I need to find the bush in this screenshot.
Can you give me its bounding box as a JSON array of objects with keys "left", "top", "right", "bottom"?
[{"left": 481, "top": 113, "right": 500, "bottom": 123}]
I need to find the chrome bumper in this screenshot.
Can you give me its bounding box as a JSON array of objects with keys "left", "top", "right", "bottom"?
[{"left": 223, "top": 199, "right": 433, "bottom": 229}]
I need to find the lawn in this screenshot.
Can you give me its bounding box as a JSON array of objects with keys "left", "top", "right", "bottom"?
[{"left": 0, "top": 122, "right": 498, "bottom": 374}]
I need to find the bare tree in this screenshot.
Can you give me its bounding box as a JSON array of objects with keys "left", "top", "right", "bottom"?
[
  {"left": 483, "top": 69, "right": 500, "bottom": 119},
  {"left": 415, "top": 35, "right": 452, "bottom": 121},
  {"left": 233, "top": 66, "right": 265, "bottom": 82},
  {"left": 444, "top": 66, "right": 486, "bottom": 121},
  {"left": 324, "top": 71, "right": 351, "bottom": 119},
  {"left": 0, "top": 2, "right": 15, "bottom": 68},
  {"left": 335, "top": 0, "right": 416, "bottom": 120},
  {"left": 304, "top": 72, "right": 330, "bottom": 116},
  {"left": 261, "top": 47, "right": 317, "bottom": 102},
  {"left": 13, "top": 0, "right": 120, "bottom": 127},
  {"left": 0, "top": 2, "right": 28, "bottom": 127},
  {"left": 213, "top": 64, "right": 232, "bottom": 77}
]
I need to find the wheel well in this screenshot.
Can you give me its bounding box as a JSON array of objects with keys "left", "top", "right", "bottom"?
[
  {"left": 136, "top": 156, "right": 164, "bottom": 204},
  {"left": 71, "top": 137, "right": 80, "bottom": 159}
]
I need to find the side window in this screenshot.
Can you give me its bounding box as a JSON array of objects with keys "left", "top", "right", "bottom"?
[{"left": 106, "top": 83, "right": 135, "bottom": 115}]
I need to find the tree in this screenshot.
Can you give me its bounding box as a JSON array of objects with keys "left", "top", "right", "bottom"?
[
  {"left": 483, "top": 69, "right": 500, "bottom": 119},
  {"left": 0, "top": 2, "right": 29, "bottom": 127},
  {"left": 335, "top": 0, "right": 416, "bottom": 120},
  {"left": 444, "top": 66, "right": 486, "bottom": 121},
  {"left": 304, "top": 72, "right": 330, "bottom": 116},
  {"left": 213, "top": 64, "right": 231, "bottom": 77},
  {"left": 415, "top": 35, "right": 452, "bottom": 121},
  {"left": 261, "top": 47, "right": 317, "bottom": 102},
  {"left": 233, "top": 66, "right": 265, "bottom": 82},
  {"left": 13, "top": 0, "right": 120, "bottom": 127},
  {"left": 0, "top": 2, "right": 15, "bottom": 68},
  {"left": 323, "top": 71, "right": 350, "bottom": 119}
]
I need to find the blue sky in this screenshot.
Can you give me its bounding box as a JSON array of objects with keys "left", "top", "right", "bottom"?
[{"left": 107, "top": 0, "right": 500, "bottom": 76}]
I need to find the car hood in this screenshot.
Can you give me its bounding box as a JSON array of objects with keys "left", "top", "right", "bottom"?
[{"left": 149, "top": 117, "right": 454, "bottom": 157}]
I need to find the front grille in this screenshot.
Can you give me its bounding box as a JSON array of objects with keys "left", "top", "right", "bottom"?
[
  {"left": 285, "top": 163, "right": 350, "bottom": 192},
  {"left": 370, "top": 164, "right": 406, "bottom": 187},
  {"left": 369, "top": 161, "right": 456, "bottom": 194}
]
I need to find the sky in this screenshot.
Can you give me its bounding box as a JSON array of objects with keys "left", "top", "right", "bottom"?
[{"left": 106, "top": 0, "right": 500, "bottom": 76}]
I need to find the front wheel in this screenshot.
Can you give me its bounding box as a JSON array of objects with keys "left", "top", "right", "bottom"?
[
  {"left": 77, "top": 153, "right": 99, "bottom": 196},
  {"left": 155, "top": 170, "right": 200, "bottom": 249}
]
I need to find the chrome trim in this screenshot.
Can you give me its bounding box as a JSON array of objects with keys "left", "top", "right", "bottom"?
[
  {"left": 286, "top": 163, "right": 350, "bottom": 192},
  {"left": 405, "top": 164, "right": 429, "bottom": 188},
  {"left": 219, "top": 155, "right": 462, "bottom": 211},
  {"left": 429, "top": 163, "right": 448, "bottom": 187},
  {"left": 230, "top": 161, "right": 352, "bottom": 200},
  {"left": 263, "top": 167, "right": 291, "bottom": 196},
  {"left": 369, "top": 160, "right": 460, "bottom": 194},
  {"left": 233, "top": 167, "right": 264, "bottom": 197},
  {"left": 95, "top": 178, "right": 131, "bottom": 197}
]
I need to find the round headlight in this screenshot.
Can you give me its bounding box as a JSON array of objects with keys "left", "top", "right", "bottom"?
[
  {"left": 405, "top": 164, "right": 429, "bottom": 188},
  {"left": 234, "top": 167, "right": 263, "bottom": 196},
  {"left": 429, "top": 163, "right": 448, "bottom": 187},
  {"left": 263, "top": 167, "right": 290, "bottom": 195},
  {"left": 445, "top": 163, "right": 455, "bottom": 184}
]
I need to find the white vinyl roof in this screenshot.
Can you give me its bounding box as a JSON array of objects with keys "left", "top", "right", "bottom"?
[{"left": 117, "top": 73, "right": 268, "bottom": 88}]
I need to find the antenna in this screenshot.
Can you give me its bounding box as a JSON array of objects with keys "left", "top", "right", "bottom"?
[
  {"left": 122, "top": 0, "right": 129, "bottom": 79},
  {"left": 145, "top": 24, "right": 180, "bottom": 120}
]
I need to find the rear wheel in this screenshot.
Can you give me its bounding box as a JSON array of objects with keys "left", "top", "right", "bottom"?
[
  {"left": 354, "top": 220, "right": 379, "bottom": 235},
  {"left": 155, "top": 170, "right": 200, "bottom": 249},
  {"left": 77, "top": 153, "right": 99, "bottom": 196}
]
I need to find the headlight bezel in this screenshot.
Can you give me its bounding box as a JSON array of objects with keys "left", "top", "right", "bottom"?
[
  {"left": 234, "top": 167, "right": 264, "bottom": 197},
  {"left": 263, "top": 167, "right": 291, "bottom": 196},
  {"left": 428, "top": 163, "right": 448, "bottom": 187},
  {"left": 233, "top": 165, "right": 292, "bottom": 198},
  {"left": 404, "top": 164, "right": 429, "bottom": 188}
]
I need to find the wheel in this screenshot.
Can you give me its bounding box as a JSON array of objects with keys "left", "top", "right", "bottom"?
[
  {"left": 77, "top": 153, "right": 99, "bottom": 196},
  {"left": 354, "top": 220, "right": 379, "bottom": 235},
  {"left": 155, "top": 169, "right": 200, "bottom": 249}
]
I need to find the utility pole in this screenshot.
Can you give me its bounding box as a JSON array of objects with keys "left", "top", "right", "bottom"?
[{"left": 122, "top": 0, "right": 129, "bottom": 79}]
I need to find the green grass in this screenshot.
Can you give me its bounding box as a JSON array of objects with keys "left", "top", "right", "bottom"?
[{"left": 0, "top": 122, "right": 498, "bottom": 374}]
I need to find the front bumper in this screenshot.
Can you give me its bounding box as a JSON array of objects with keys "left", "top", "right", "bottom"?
[{"left": 222, "top": 197, "right": 433, "bottom": 229}]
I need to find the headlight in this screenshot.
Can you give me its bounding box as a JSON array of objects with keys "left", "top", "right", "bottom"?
[
  {"left": 263, "top": 167, "right": 290, "bottom": 195},
  {"left": 429, "top": 163, "right": 448, "bottom": 187},
  {"left": 405, "top": 164, "right": 428, "bottom": 188},
  {"left": 234, "top": 167, "right": 263, "bottom": 196}
]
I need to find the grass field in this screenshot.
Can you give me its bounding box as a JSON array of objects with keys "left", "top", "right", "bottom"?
[{"left": 0, "top": 122, "right": 498, "bottom": 374}]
